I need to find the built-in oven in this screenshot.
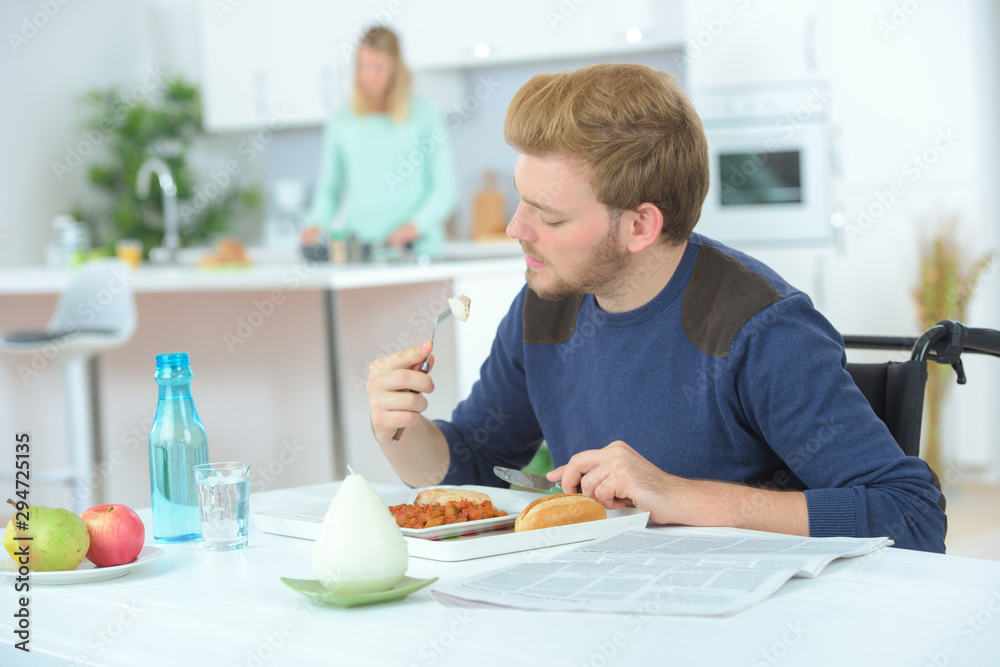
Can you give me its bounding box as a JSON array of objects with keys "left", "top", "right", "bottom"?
[{"left": 691, "top": 84, "right": 833, "bottom": 246}]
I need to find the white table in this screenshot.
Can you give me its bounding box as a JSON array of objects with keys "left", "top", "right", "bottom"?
[{"left": 3, "top": 482, "right": 1000, "bottom": 666}]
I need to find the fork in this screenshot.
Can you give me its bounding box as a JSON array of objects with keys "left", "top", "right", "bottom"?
[{"left": 392, "top": 309, "right": 453, "bottom": 441}]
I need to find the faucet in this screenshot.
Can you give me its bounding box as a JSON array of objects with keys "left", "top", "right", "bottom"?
[{"left": 136, "top": 158, "right": 179, "bottom": 264}]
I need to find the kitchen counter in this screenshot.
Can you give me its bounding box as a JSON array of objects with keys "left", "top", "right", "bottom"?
[
  {"left": 0, "top": 255, "right": 525, "bottom": 294},
  {"left": 0, "top": 256, "right": 527, "bottom": 510}
]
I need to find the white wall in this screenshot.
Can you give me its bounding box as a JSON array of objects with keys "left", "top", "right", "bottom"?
[
  {"left": 0, "top": 0, "right": 152, "bottom": 267},
  {"left": 823, "top": 0, "right": 998, "bottom": 479},
  {"left": 0, "top": 0, "right": 268, "bottom": 269}
]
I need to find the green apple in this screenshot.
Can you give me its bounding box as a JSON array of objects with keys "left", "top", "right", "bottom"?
[{"left": 4, "top": 499, "right": 90, "bottom": 571}]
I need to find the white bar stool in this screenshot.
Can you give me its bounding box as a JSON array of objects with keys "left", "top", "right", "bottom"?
[{"left": 1, "top": 259, "right": 137, "bottom": 512}]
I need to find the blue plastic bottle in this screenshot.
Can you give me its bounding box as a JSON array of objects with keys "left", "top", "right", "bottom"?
[{"left": 148, "top": 353, "right": 210, "bottom": 543}]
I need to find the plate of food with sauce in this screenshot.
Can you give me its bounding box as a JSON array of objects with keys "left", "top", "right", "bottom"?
[
  {"left": 387, "top": 487, "right": 519, "bottom": 540},
  {"left": 255, "top": 484, "right": 649, "bottom": 561}
]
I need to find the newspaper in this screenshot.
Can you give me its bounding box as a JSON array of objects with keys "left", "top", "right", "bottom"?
[{"left": 431, "top": 528, "right": 892, "bottom": 616}]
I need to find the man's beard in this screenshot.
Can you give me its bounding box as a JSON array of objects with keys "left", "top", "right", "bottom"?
[{"left": 524, "top": 222, "right": 630, "bottom": 301}]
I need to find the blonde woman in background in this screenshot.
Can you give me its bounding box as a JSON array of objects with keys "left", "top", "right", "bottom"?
[{"left": 306, "top": 26, "right": 456, "bottom": 256}]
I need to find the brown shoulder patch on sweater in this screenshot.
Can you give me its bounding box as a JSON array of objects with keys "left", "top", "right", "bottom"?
[
  {"left": 682, "top": 245, "right": 781, "bottom": 357},
  {"left": 522, "top": 289, "right": 585, "bottom": 345}
]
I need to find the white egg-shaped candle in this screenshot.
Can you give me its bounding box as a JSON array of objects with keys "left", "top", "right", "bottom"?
[{"left": 312, "top": 473, "right": 409, "bottom": 594}]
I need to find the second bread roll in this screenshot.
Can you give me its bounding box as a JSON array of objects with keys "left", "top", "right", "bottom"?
[{"left": 514, "top": 493, "right": 607, "bottom": 532}]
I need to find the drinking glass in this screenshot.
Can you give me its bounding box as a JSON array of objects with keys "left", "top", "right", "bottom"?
[
  {"left": 194, "top": 462, "right": 251, "bottom": 551},
  {"left": 115, "top": 239, "right": 142, "bottom": 268}
]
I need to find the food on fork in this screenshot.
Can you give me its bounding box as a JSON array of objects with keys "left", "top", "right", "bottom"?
[
  {"left": 448, "top": 294, "right": 471, "bottom": 321},
  {"left": 514, "top": 493, "right": 607, "bottom": 532}
]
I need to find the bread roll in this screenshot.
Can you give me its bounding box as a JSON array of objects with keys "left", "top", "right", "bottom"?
[
  {"left": 414, "top": 487, "right": 493, "bottom": 506},
  {"left": 514, "top": 493, "right": 607, "bottom": 532}
]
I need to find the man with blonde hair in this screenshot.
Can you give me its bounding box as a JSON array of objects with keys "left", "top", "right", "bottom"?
[{"left": 367, "top": 63, "right": 946, "bottom": 553}]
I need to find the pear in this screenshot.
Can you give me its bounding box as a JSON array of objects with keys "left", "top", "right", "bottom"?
[{"left": 4, "top": 499, "right": 90, "bottom": 572}]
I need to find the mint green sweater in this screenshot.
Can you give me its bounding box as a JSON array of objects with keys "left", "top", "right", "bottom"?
[{"left": 308, "top": 96, "right": 456, "bottom": 256}]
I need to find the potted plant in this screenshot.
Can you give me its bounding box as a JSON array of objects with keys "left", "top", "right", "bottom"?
[
  {"left": 72, "top": 73, "right": 260, "bottom": 257},
  {"left": 911, "top": 215, "right": 996, "bottom": 477}
]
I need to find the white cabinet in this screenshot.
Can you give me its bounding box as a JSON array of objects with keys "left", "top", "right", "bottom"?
[
  {"left": 197, "top": 1, "right": 686, "bottom": 131},
  {"left": 197, "top": 0, "right": 347, "bottom": 131},
  {"left": 822, "top": 0, "right": 980, "bottom": 190},
  {"left": 397, "top": 0, "right": 684, "bottom": 70},
  {"left": 682, "top": 0, "right": 823, "bottom": 89},
  {"left": 680, "top": 0, "right": 980, "bottom": 192}
]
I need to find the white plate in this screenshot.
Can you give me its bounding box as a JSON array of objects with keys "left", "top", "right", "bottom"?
[
  {"left": 254, "top": 486, "right": 651, "bottom": 561},
  {"left": 0, "top": 546, "right": 165, "bottom": 585},
  {"left": 297, "top": 485, "right": 523, "bottom": 540},
  {"left": 405, "top": 508, "right": 650, "bottom": 561}
]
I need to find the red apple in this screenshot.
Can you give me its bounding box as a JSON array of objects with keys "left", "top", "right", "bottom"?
[{"left": 80, "top": 504, "right": 145, "bottom": 567}]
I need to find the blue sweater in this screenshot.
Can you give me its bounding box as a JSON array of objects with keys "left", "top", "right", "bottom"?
[{"left": 436, "top": 234, "right": 947, "bottom": 553}]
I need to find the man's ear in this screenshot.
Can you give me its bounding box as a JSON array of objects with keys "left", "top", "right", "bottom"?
[{"left": 624, "top": 202, "right": 664, "bottom": 253}]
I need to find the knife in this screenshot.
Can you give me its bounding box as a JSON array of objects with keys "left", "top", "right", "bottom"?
[
  {"left": 493, "top": 466, "right": 561, "bottom": 492},
  {"left": 494, "top": 465, "right": 638, "bottom": 508}
]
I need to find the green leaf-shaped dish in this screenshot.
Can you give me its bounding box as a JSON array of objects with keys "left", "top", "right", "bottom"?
[{"left": 280, "top": 576, "right": 438, "bottom": 608}]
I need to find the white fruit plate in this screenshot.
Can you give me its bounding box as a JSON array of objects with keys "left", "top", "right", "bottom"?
[{"left": 0, "top": 546, "right": 165, "bottom": 585}]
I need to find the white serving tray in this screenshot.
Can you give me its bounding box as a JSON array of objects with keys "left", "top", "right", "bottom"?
[{"left": 253, "top": 485, "right": 650, "bottom": 562}]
